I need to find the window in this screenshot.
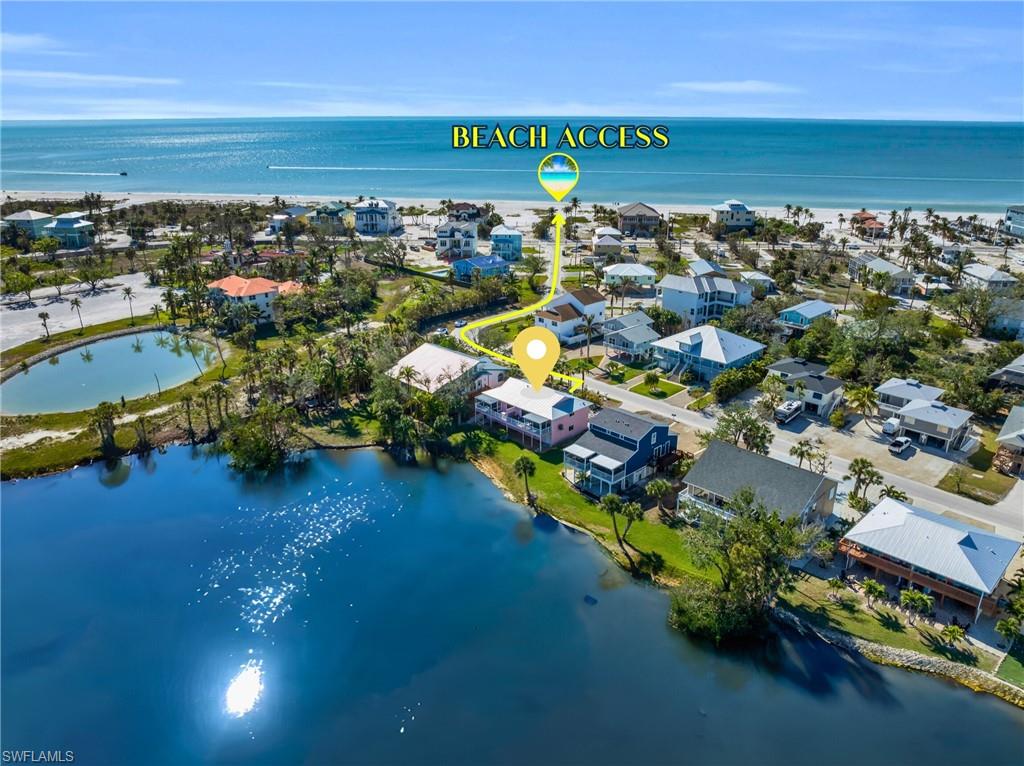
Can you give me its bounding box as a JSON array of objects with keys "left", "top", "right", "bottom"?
[{"left": 651, "top": 432, "right": 657, "bottom": 445}]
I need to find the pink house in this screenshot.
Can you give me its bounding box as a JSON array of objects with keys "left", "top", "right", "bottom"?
[{"left": 474, "top": 378, "right": 590, "bottom": 450}]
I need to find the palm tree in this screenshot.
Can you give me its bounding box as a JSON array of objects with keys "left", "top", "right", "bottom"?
[
  {"left": 845, "top": 385, "right": 879, "bottom": 431},
  {"left": 38, "top": 311, "right": 51, "bottom": 339},
  {"left": 122, "top": 285, "right": 136, "bottom": 323},
  {"left": 827, "top": 577, "right": 844, "bottom": 601},
  {"left": 180, "top": 393, "right": 195, "bottom": 442},
  {"left": 580, "top": 314, "right": 598, "bottom": 367},
  {"left": 879, "top": 484, "right": 908, "bottom": 502},
  {"left": 645, "top": 478, "right": 672, "bottom": 510},
  {"left": 616, "top": 276, "right": 637, "bottom": 315},
  {"left": 599, "top": 493, "right": 638, "bottom": 572},
  {"left": 788, "top": 438, "right": 815, "bottom": 469},
  {"left": 513, "top": 454, "right": 536, "bottom": 503},
  {"left": 861, "top": 578, "right": 887, "bottom": 609},
  {"left": 940, "top": 624, "right": 966, "bottom": 647},
  {"left": 69, "top": 297, "right": 84, "bottom": 330},
  {"left": 996, "top": 617, "right": 1021, "bottom": 649},
  {"left": 845, "top": 457, "right": 881, "bottom": 499}
]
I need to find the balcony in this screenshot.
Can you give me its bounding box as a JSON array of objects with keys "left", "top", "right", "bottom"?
[
  {"left": 676, "top": 488, "right": 734, "bottom": 521},
  {"left": 476, "top": 404, "right": 549, "bottom": 439}
]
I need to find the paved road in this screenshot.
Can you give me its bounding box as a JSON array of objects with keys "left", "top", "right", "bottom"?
[{"left": 585, "top": 377, "right": 1024, "bottom": 537}]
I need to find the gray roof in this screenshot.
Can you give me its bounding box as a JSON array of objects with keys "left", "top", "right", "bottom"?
[
  {"left": 897, "top": 399, "right": 972, "bottom": 429},
  {"left": 781, "top": 299, "right": 836, "bottom": 320},
  {"left": 682, "top": 440, "right": 836, "bottom": 520},
  {"left": 607, "top": 323, "right": 660, "bottom": 345},
  {"left": 569, "top": 430, "right": 636, "bottom": 465},
  {"left": 843, "top": 498, "right": 1020, "bottom": 594},
  {"left": 589, "top": 408, "right": 662, "bottom": 440},
  {"left": 603, "top": 310, "right": 653, "bottom": 333},
  {"left": 989, "top": 352, "right": 1024, "bottom": 388},
  {"left": 688, "top": 258, "right": 724, "bottom": 277},
  {"left": 996, "top": 405, "right": 1024, "bottom": 449},
  {"left": 657, "top": 274, "right": 752, "bottom": 298},
  {"left": 618, "top": 202, "right": 660, "bottom": 217},
  {"left": 769, "top": 357, "right": 828, "bottom": 376},
  {"left": 875, "top": 377, "right": 945, "bottom": 402}
]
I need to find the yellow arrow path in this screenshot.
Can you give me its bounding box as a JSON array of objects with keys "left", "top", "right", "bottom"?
[{"left": 457, "top": 213, "right": 585, "bottom": 391}]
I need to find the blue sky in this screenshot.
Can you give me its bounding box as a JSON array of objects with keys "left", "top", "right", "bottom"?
[{"left": 2, "top": 1, "right": 1021, "bottom": 121}]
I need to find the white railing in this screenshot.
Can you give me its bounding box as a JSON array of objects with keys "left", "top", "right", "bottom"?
[{"left": 677, "top": 489, "right": 735, "bottom": 521}]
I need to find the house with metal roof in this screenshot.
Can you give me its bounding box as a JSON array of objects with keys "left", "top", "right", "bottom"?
[
  {"left": 874, "top": 377, "right": 945, "bottom": 416},
  {"left": 436, "top": 220, "right": 478, "bottom": 260},
  {"left": 677, "top": 440, "right": 837, "bottom": 523},
  {"left": 766, "top": 357, "right": 845, "bottom": 416},
  {"left": 474, "top": 378, "right": 589, "bottom": 450},
  {"left": 776, "top": 299, "right": 837, "bottom": 331},
  {"left": 387, "top": 342, "right": 504, "bottom": 396},
  {"left": 43, "top": 212, "right": 94, "bottom": 249},
  {"left": 893, "top": 399, "right": 973, "bottom": 452},
  {"left": 3, "top": 209, "right": 53, "bottom": 239},
  {"left": 740, "top": 270, "right": 776, "bottom": 292},
  {"left": 848, "top": 255, "right": 913, "bottom": 295},
  {"left": 354, "top": 198, "right": 402, "bottom": 235},
  {"left": 604, "top": 316, "right": 661, "bottom": 361},
  {"left": 308, "top": 201, "right": 355, "bottom": 232},
  {"left": 687, "top": 258, "right": 726, "bottom": 278},
  {"left": 562, "top": 409, "right": 677, "bottom": 497},
  {"left": 988, "top": 299, "right": 1024, "bottom": 341},
  {"left": 617, "top": 202, "right": 661, "bottom": 237},
  {"left": 603, "top": 262, "right": 656, "bottom": 287},
  {"left": 592, "top": 234, "right": 623, "bottom": 257},
  {"left": 656, "top": 274, "right": 753, "bottom": 327},
  {"left": 961, "top": 263, "right": 1019, "bottom": 292},
  {"left": 711, "top": 199, "right": 755, "bottom": 232},
  {"left": 987, "top": 351, "right": 1024, "bottom": 391},
  {"left": 994, "top": 405, "right": 1024, "bottom": 476},
  {"left": 839, "top": 497, "right": 1021, "bottom": 620},
  {"left": 652, "top": 325, "right": 764, "bottom": 382},
  {"left": 452, "top": 254, "right": 510, "bottom": 281}
]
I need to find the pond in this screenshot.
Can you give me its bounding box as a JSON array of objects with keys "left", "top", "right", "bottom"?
[
  {"left": 1, "top": 331, "right": 216, "bottom": 414},
  {"left": 1, "top": 447, "right": 1021, "bottom": 766}
]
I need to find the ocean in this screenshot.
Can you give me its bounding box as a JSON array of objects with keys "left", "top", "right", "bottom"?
[{"left": 1, "top": 117, "right": 1022, "bottom": 211}]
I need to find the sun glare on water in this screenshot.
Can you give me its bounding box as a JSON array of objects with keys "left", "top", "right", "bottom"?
[{"left": 226, "top": 660, "right": 263, "bottom": 717}]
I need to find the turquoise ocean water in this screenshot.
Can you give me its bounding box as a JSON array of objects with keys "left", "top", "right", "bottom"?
[{"left": 1, "top": 118, "right": 1022, "bottom": 211}]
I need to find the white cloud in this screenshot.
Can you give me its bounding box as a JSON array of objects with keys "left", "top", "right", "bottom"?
[
  {"left": 669, "top": 80, "right": 802, "bottom": 95},
  {"left": 0, "top": 32, "right": 79, "bottom": 56},
  {"left": 2, "top": 70, "right": 181, "bottom": 88}
]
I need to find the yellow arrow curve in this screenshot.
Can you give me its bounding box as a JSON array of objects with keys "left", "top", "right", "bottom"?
[{"left": 457, "top": 213, "right": 585, "bottom": 391}]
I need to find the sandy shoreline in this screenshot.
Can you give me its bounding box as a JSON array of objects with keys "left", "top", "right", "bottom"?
[{"left": 0, "top": 188, "right": 1005, "bottom": 228}]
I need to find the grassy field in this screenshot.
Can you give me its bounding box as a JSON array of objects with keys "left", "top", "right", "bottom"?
[
  {"left": 607, "top": 360, "right": 654, "bottom": 383},
  {"left": 631, "top": 378, "right": 685, "bottom": 399},
  {"left": 478, "top": 317, "right": 533, "bottom": 348},
  {"left": 995, "top": 641, "right": 1024, "bottom": 689},
  {"left": 779, "top": 576, "right": 1001, "bottom": 672},
  {"left": 1, "top": 313, "right": 170, "bottom": 369},
  {"left": 937, "top": 426, "right": 1016, "bottom": 504}
]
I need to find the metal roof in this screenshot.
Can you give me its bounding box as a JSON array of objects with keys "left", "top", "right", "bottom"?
[
  {"left": 843, "top": 498, "right": 1020, "bottom": 594},
  {"left": 897, "top": 399, "right": 973, "bottom": 428},
  {"left": 996, "top": 405, "right": 1024, "bottom": 449},
  {"left": 875, "top": 377, "right": 945, "bottom": 402},
  {"left": 652, "top": 325, "right": 765, "bottom": 365}
]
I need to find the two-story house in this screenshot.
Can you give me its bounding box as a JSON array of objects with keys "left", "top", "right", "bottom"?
[
  {"left": 677, "top": 440, "right": 837, "bottom": 522},
  {"left": 960, "top": 263, "right": 1019, "bottom": 292},
  {"left": 776, "top": 299, "right": 838, "bottom": 333},
  {"left": 874, "top": 377, "right": 945, "bottom": 416},
  {"left": 989, "top": 298, "right": 1024, "bottom": 340},
  {"left": 766, "top": 357, "right": 844, "bottom": 417},
  {"left": 602, "top": 310, "right": 660, "bottom": 361},
  {"left": 652, "top": 325, "right": 765, "bottom": 382},
  {"left": 849, "top": 255, "right": 913, "bottom": 294},
  {"left": 436, "top": 220, "right": 478, "bottom": 260},
  {"left": 987, "top": 351, "right": 1024, "bottom": 392},
  {"left": 711, "top": 199, "right": 755, "bottom": 233},
  {"left": 267, "top": 206, "right": 310, "bottom": 233},
  {"left": 387, "top": 343, "right": 505, "bottom": 397},
  {"left": 562, "top": 409, "right": 677, "bottom": 497},
  {"left": 3, "top": 210, "right": 53, "bottom": 240},
  {"left": 656, "top": 274, "right": 753, "bottom": 327},
  {"left": 592, "top": 235, "right": 623, "bottom": 257},
  {"left": 308, "top": 202, "right": 355, "bottom": 232},
  {"left": 994, "top": 405, "right": 1024, "bottom": 476},
  {"left": 603, "top": 262, "right": 656, "bottom": 287},
  {"left": 535, "top": 287, "right": 606, "bottom": 344},
  {"left": 474, "top": 378, "right": 590, "bottom": 450},
  {"left": 43, "top": 212, "right": 95, "bottom": 249},
  {"left": 688, "top": 258, "right": 726, "bottom": 278},
  {"left": 447, "top": 202, "right": 482, "bottom": 220},
  {"left": 1004, "top": 205, "right": 1024, "bottom": 238},
  {"left": 354, "top": 198, "right": 402, "bottom": 235},
  {"left": 207, "top": 275, "right": 303, "bottom": 323},
  {"left": 617, "top": 202, "right": 661, "bottom": 237},
  {"left": 894, "top": 399, "right": 973, "bottom": 452},
  {"left": 488, "top": 224, "right": 523, "bottom": 261}
]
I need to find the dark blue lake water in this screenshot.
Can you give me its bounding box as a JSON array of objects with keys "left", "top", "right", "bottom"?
[{"left": 1, "top": 448, "right": 1021, "bottom": 765}]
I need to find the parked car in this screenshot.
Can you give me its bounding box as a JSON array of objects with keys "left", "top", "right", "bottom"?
[
  {"left": 453, "top": 319, "right": 467, "bottom": 328},
  {"left": 882, "top": 416, "right": 901, "bottom": 435},
  {"left": 774, "top": 400, "right": 803, "bottom": 424},
  {"left": 889, "top": 436, "right": 912, "bottom": 455},
  {"left": 434, "top": 327, "right": 449, "bottom": 336}
]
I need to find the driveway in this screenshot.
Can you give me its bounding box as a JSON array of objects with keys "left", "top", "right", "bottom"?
[{"left": 1, "top": 272, "right": 166, "bottom": 351}]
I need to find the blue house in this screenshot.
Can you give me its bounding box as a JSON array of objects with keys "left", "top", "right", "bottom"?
[
  {"left": 652, "top": 325, "right": 765, "bottom": 382},
  {"left": 452, "top": 254, "right": 510, "bottom": 281},
  {"left": 563, "top": 409, "right": 677, "bottom": 497},
  {"left": 489, "top": 224, "right": 523, "bottom": 261},
  {"left": 777, "top": 299, "right": 837, "bottom": 331}
]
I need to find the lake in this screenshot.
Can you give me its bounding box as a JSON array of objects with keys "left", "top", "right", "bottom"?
[
  {"left": 1, "top": 331, "right": 215, "bottom": 414},
  {"left": 1, "top": 448, "right": 1021, "bottom": 765}
]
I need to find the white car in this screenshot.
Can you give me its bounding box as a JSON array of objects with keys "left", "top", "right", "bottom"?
[{"left": 888, "top": 436, "right": 912, "bottom": 455}]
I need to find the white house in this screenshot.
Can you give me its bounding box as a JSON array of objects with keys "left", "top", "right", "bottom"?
[
  {"left": 387, "top": 343, "right": 504, "bottom": 396},
  {"left": 875, "top": 377, "right": 945, "bottom": 416},
  {"left": 535, "top": 287, "right": 606, "bottom": 344},
  {"left": 960, "top": 263, "right": 1019, "bottom": 292},
  {"left": 267, "top": 206, "right": 310, "bottom": 233},
  {"left": 740, "top": 271, "right": 775, "bottom": 292},
  {"left": 652, "top": 325, "right": 765, "bottom": 382},
  {"left": 849, "top": 255, "right": 914, "bottom": 295},
  {"left": 656, "top": 274, "right": 753, "bottom": 327},
  {"left": 766, "top": 357, "right": 845, "bottom": 417},
  {"left": 437, "top": 220, "right": 478, "bottom": 259},
  {"left": 894, "top": 399, "right": 973, "bottom": 452},
  {"left": 603, "top": 262, "right": 656, "bottom": 287},
  {"left": 207, "top": 275, "right": 303, "bottom": 323},
  {"left": 711, "top": 200, "right": 755, "bottom": 232},
  {"left": 354, "top": 198, "right": 402, "bottom": 235},
  {"left": 591, "top": 234, "right": 622, "bottom": 257},
  {"left": 488, "top": 224, "right": 522, "bottom": 261},
  {"left": 989, "top": 299, "right": 1024, "bottom": 340}
]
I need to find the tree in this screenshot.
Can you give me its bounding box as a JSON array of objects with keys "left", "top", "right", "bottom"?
[
  {"left": 789, "top": 438, "right": 816, "bottom": 469},
  {"left": 699, "top": 404, "right": 774, "bottom": 454},
  {"left": 218, "top": 400, "right": 298, "bottom": 473},
  {"left": 513, "top": 454, "right": 536, "bottom": 503},
  {"left": 645, "top": 478, "right": 672, "bottom": 510},
  {"left": 643, "top": 370, "right": 660, "bottom": 388},
  {"left": 995, "top": 617, "right": 1020, "bottom": 649},
  {"left": 3, "top": 269, "right": 37, "bottom": 301},
  {"left": 879, "top": 484, "right": 908, "bottom": 502},
  {"left": 69, "top": 297, "right": 84, "bottom": 330},
  {"left": 861, "top": 578, "right": 887, "bottom": 609},
  {"left": 827, "top": 577, "right": 844, "bottom": 601},
  {"left": 122, "top": 285, "right": 136, "bottom": 323},
  {"left": 845, "top": 457, "right": 882, "bottom": 500},
  {"left": 899, "top": 588, "right": 934, "bottom": 625},
  {"left": 845, "top": 385, "right": 879, "bottom": 430},
  {"left": 671, "top": 488, "right": 812, "bottom": 642},
  {"left": 812, "top": 538, "right": 835, "bottom": 569},
  {"left": 580, "top": 313, "right": 598, "bottom": 364},
  {"left": 600, "top": 493, "right": 639, "bottom": 573},
  {"left": 521, "top": 254, "right": 545, "bottom": 292},
  {"left": 940, "top": 623, "right": 966, "bottom": 647},
  {"left": 91, "top": 401, "right": 119, "bottom": 454},
  {"left": 38, "top": 311, "right": 51, "bottom": 339}
]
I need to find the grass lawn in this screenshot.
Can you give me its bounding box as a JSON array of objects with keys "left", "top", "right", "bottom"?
[
  {"left": 687, "top": 392, "right": 715, "bottom": 411},
  {"left": 995, "top": 641, "right": 1024, "bottom": 689},
  {"left": 468, "top": 432, "right": 708, "bottom": 581},
  {"left": 631, "top": 379, "right": 685, "bottom": 399},
  {"left": 937, "top": 426, "right": 1016, "bottom": 504},
  {"left": 779, "top": 576, "right": 1001, "bottom": 673},
  {"left": 565, "top": 355, "right": 603, "bottom": 373},
  {"left": 608, "top": 360, "right": 654, "bottom": 383},
  {"left": 478, "top": 317, "right": 533, "bottom": 348},
  {"left": 522, "top": 246, "right": 540, "bottom": 255}
]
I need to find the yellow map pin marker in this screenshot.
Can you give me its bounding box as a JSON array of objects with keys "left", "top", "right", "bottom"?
[
  {"left": 537, "top": 152, "right": 579, "bottom": 202},
  {"left": 513, "top": 327, "right": 561, "bottom": 390}
]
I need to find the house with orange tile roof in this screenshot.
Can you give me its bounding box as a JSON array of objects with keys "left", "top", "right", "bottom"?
[{"left": 207, "top": 275, "right": 303, "bottom": 322}]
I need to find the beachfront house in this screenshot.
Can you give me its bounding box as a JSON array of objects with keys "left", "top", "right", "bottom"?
[
  {"left": 603, "top": 262, "right": 656, "bottom": 287},
  {"left": 989, "top": 299, "right": 1024, "bottom": 340},
  {"left": 711, "top": 200, "right": 755, "bottom": 233},
  {"left": 1004, "top": 206, "right": 1024, "bottom": 238},
  {"left": 488, "top": 224, "right": 523, "bottom": 261},
  {"left": 436, "top": 220, "right": 478, "bottom": 260},
  {"left": 474, "top": 377, "right": 589, "bottom": 450},
  {"left": 677, "top": 440, "right": 837, "bottom": 523},
  {"left": 452, "top": 254, "right": 510, "bottom": 281},
  {"left": 994, "top": 405, "right": 1024, "bottom": 476},
  {"left": 766, "top": 357, "right": 845, "bottom": 417},
  {"left": 354, "top": 198, "right": 402, "bottom": 235},
  {"left": 309, "top": 202, "right": 355, "bottom": 232},
  {"left": 776, "top": 299, "right": 838, "bottom": 332},
  {"left": 652, "top": 325, "right": 764, "bottom": 382},
  {"left": 848, "top": 255, "right": 913, "bottom": 295},
  {"left": 562, "top": 409, "right": 677, "bottom": 497},
  {"left": 602, "top": 310, "right": 660, "bottom": 361},
  {"left": 850, "top": 210, "right": 887, "bottom": 239},
  {"left": 656, "top": 274, "right": 753, "bottom": 327},
  {"left": 387, "top": 342, "right": 505, "bottom": 398},
  {"left": 960, "top": 263, "right": 1019, "bottom": 292},
  {"left": 207, "top": 275, "right": 303, "bottom": 323},
  {"left": 447, "top": 202, "right": 482, "bottom": 221},
  {"left": 838, "top": 498, "right": 1021, "bottom": 621},
  {"left": 42, "top": 212, "right": 95, "bottom": 249},
  {"left": 874, "top": 377, "right": 945, "bottom": 416},
  {"left": 892, "top": 399, "right": 973, "bottom": 453},
  {"left": 3, "top": 210, "right": 53, "bottom": 240},
  {"left": 535, "top": 287, "right": 606, "bottom": 344},
  {"left": 617, "top": 202, "right": 661, "bottom": 237},
  {"left": 268, "top": 206, "right": 310, "bottom": 233},
  {"left": 592, "top": 235, "right": 623, "bottom": 258}
]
